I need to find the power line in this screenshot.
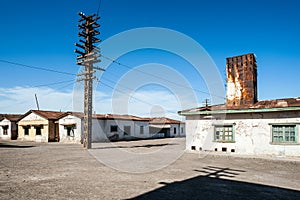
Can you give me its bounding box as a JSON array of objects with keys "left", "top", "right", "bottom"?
[
  {"left": 96, "top": 0, "right": 102, "bottom": 16},
  {"left": 98, "top": 80, "right": 179, "bottom": 115},
  {"left": 101, "top": 54, "right": 226, "bottom": 100},
  {"left": 0, "top": 59, "right": 76, "bottom": 76}
]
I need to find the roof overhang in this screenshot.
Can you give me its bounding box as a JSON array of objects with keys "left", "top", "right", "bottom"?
[{"left": 178, "top": 106, "right": 300, "bottom": 116}]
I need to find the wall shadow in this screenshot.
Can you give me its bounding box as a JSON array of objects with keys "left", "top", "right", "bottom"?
[
  {"left": 92, "top": 143, "right": 178, "bottom": 150},
  {"left": 0, "top": 142, "right": 35, "bottom": 148},
  {"left": 129, "top": 166, "right": 300, "bottom": 200}
]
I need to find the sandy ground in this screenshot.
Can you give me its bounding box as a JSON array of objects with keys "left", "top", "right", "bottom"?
[{"left": 0, "top": 138, "right": 299, "bottom": 200}]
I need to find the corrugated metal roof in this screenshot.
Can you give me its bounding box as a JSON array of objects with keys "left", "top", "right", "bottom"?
[
  {"left": 179, "top": 97, "right": 300, "bottom": 115},
  {"left": 149, "top": 117, "right": 183, "bottom": 124},
  {"left": 19, "top": 110, "right": 68, "bottom": 121},
  {"left": 0, "top": 114, "right": 23, "bottom": 122}
]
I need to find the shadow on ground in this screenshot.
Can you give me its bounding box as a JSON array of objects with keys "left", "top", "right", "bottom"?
[
  {"left": 129, "top": 166, "right": 300, "bottom": 200},
  {"left": 0, "top": 142, "right": 35, "bottom": 148},
  {"left": 92, "top": 143, "right": 178, "bottom": 150}
]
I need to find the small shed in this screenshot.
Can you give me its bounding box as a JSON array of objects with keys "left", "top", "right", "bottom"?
[{"left": 0, "top": 114, "right": 22, "bottom": 140}]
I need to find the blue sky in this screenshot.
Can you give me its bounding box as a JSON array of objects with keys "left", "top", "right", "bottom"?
[{"left": 0, "top": 0, "right": 300, "bottom": 117}]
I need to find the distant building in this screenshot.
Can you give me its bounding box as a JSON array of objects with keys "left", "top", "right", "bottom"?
[
  {"left": 179, "top": 53, "right": 300, "bottom": 157},
  {"left": 0, "top": 114, "right": 22, "bottom": 140},
  {"left": 59, "top": 113, "right": 183, "bottom": 143},
  {"left": 149, "top": 118, "right": 185, "bottom": 138},
  {"left": 17, "top": 110, "right": 66, "bottom": 142}
]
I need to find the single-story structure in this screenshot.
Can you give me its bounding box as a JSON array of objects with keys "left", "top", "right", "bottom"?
[
  {"left": 179, "top": 53, "right": 300, "bottom": 157},
  {"left": 0, "top": 114, "right": 22, "bottom": 140},
  {"left": 59, "top": 113, "right": 150, "bottom": 143},
  {"left": 59, "top": 113, "right": 185, "bottom": 143},
  {"left": 149, "top": 117, "right": 185, "bottom": 138},
  {"left": 18, "top": 110, "right": 67, "bottom": 142}
]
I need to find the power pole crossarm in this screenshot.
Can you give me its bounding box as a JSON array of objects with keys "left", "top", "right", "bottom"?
[{"left": 75, "top": 12, "right": 103, "bottom": 149}]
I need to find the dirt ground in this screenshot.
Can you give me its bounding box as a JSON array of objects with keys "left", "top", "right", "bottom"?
[{"left": 0, "top": 138, "right": 299, "bottom": 200}]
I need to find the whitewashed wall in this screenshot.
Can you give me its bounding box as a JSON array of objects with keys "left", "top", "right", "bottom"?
[
  {"left": 0, "top": 119, "right": 11, "bottom": 139},
  {"left": 59, "top": 115, "right": 83, "bottom": 143},
  {"left": 185, "top": 112, "right": 300, "bottom": 157}
]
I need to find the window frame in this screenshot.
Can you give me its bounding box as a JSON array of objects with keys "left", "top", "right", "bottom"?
[
  {"left": 213, "top": 124, "right": 235, "bottom": 143},
  {"left": 270, "top": 124, "right": 298, "bottom": 144},
  {"left": 123, "top": 126, "right": 131, "bottom": 136},
  {"left": 140, "top": 126, "right": 144, "bottom": 134}
]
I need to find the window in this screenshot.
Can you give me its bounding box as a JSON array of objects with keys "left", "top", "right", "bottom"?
[
  {"left": 174, "top": 127, "right": 177, "bottom": 134},
  {"left": 65, "top": 125, "right": 75, "bottom": 137},
  {"left": 181, "top": 127, "right": 184, "bottom": 134},
  {"left": 124, "top": 126, "right": 131, "bottom": 136},
  {"left": 23, "top": 126, "right": 30, "bottom": 135},
  {"left": 140, "top": 126, "right": 144, "bottom": 134},
  {"left": 214, "top": 125, "right": 234, "bottom": 142},
  {"left": 2, "top": 126, "right": 8, "bottom": 135},
  {"left": 110, "top": 125, "right": 118, "bottom": 132},
  {"left": 272, "top": 125, "right": 296, "bottom": 143},
  {"left": 34, "top": 125, "right": 43, "bottom": 136}
]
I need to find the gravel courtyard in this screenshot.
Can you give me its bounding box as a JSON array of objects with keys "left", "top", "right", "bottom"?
[{"left": 0, "top": 138, "right": 299, "bottom": 200}]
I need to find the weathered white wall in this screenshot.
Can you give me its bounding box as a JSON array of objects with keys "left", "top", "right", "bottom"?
[
  {"left": 59, "top": 115, "right": 83, "bottom": 143},
  {"left": 0, "top": 119, "right": 11, "bottom": 139},
  {"left": 185, "top": 112, "right": 300, "bottom": 157}
]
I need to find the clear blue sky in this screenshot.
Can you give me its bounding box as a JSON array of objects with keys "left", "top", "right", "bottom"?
[{"left": 0, "top": 0, "right": 300, "bottom": 115}]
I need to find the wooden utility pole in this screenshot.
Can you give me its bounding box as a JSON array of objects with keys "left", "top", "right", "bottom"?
[{"left": 75, "top": 12, "right": 103, "bottom": 149}]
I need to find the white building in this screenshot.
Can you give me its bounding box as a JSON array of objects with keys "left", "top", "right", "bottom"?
[
  {"left": 149, "top": 118, "right": 185, "bottom": 138},
  {"left": 179, "top": 53, "right": 300, "bottom": 157},
  {"left": 0, "top": 114, "right": 22, "bottom": 140},
  {"left": 59, "top": 113, "right": 184, "bottom": 143},
  {"left": 59, "top": 113, "right": 151, "bottom": 143}
]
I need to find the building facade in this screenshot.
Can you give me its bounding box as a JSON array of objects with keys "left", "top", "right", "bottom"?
[
  {"left": 179, "top": 53, "right": 300, "bottom": 157},
  {"left": 0, "top": 114, "right": 22, "bottom": 140},
  {"left": 18, "top": 110, "right": 66, "bottom": 142}
]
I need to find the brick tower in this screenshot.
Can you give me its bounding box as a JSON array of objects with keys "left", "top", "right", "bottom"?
[{"left": 226, "top": 53, "right": 258, "bottom": 107}]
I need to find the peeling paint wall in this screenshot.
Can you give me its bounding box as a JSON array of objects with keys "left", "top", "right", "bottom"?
[
  {"left": 18, "top": 113, "right": 49, "bottom": 142},
  {"left": 226, "top": 53, "right": 257, "bottom": 106},
  {"left": 186, "top": 111, "right": 300, "bottom": 157}
]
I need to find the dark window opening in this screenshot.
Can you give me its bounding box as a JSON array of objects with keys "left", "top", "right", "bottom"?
[
  {"left": 174, "top": 127, "right": 176, "bottom": 134},
  {"left": 2, "top": 125, "right": 8, "bottom": 135},
  {"left": 231, "top": 149, "right": 235, "bottom": 153},
  {"left": 34, "top": 125, "right": 43, "bottom": 136},
  {"left": 65, "top": 126, "right": 75, "bottom": 137},
  {"left": 222, "top": 147, "right": 227, "bottom": 152},
  {"left": 110, "top": 125, "right": 118, "bottom": 132},
  {"left": 191, "top": 146, "right": 196, "bottom": 150},
  {"left": 23, "top": 126, "right": 30, "bottom": 135},
  {"left": 214, "top": 148, "right": 218, "bottom": 151}
]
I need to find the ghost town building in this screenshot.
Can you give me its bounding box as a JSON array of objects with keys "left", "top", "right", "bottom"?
[
  {"left": 179, "top": 53, "right": 300, "bottom": 157},
  {"left": 7, "top": 110, "right": 184, "bottom": 143},
  {"left": 0, "top": 114, "right": 22, "bottom": 140}
]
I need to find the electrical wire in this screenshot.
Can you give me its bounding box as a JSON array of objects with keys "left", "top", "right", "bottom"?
[
  {"left": 98, "top": 80, "right": 179, "bottom": 115},
  {"left": 101, "top": 54, "right": 226, "bottom": 100},
  {"left": 0, "top": 59, "right": 76, "bottom": 76},
  {"left": 96, "top": 0, "right": 102, "bottom": 16}
]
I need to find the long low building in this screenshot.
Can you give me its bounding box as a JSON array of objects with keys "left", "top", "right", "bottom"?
[{"left": 13, "top": 110, "right": 185, "bottom": 143}]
